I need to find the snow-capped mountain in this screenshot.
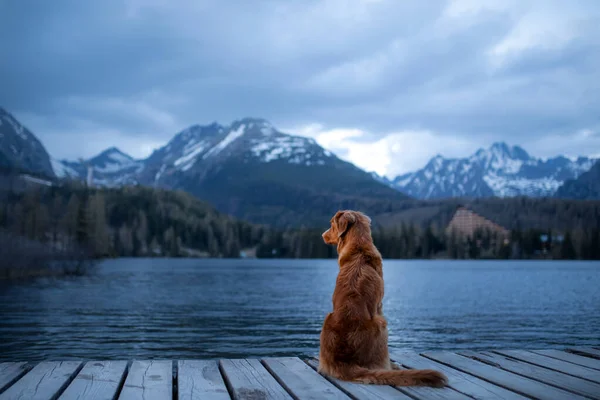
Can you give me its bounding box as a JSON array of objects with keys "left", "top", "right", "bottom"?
[
  {"left": 53, "top": 147, "right": 143, "bottom": 186},
  {"left": 0, "top": 107, "right": 55, "bottom": 178},
  {"left": 137, "top": 118, "right": 338, "bottom": 187},
  {"left": 133, "top": 117, "right": 404, "bottom": 226},
  {"left": 385, "top": 142, "right": 596, "bottom": 199},
  {"left": 50, "top": 117, "right": 404, "bottom": 226}
]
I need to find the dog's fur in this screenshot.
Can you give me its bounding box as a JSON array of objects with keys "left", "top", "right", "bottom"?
[{"left": 318, "top": 210, "right": 448, "bottom": 387}]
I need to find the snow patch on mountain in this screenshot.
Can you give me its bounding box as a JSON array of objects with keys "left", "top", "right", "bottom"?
[
  {"left": 2, "top": 113, "right": 27, "bottom": 140},
  {"left": 204, "top": 124, "right": 246, "bottom": 159},
  {"left": 51, "top": 158, "right": 78, "bottom": 178},
  {"left": 174, "top": 139, "right": 209, "bottom": 171}
]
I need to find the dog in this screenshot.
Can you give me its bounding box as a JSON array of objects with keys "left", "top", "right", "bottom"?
[{"left": 318, "top": 210, "right": 448, "bottom": 387}]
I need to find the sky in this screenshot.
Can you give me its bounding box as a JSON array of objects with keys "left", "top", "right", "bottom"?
[{"left": 1, "top": 0, "right": 599, "bottom": 178}]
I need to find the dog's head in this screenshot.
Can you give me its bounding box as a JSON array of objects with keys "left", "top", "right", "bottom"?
[{"left": 322, "top": 210, "right": 372, "bottom": 245}]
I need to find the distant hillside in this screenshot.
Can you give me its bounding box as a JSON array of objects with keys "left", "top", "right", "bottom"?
[
  {"left": 371, "top": 196, "right": 600, "bottom": 233},
  {"left": 0, "top": 183, "right": 272, "bottom": 258},
  {"left": 555, "top": 161, "right": 600, "bottom": 200}
]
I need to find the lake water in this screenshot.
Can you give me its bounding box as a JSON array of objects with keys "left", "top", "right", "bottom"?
[{"left": 0, "top": 259, "right": 599, "bottom": 361}]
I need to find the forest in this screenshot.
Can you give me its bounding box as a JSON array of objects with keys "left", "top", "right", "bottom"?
[{"left": 1, "top": 178, "right": 599, "bottom": 276}]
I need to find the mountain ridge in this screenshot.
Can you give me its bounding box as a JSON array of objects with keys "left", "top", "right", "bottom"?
[
  {"left": 48, "top": 116, "right": 406, "bottom": 227},
  {"left": 379, "top": 142, "right": 595, "bottom": 199},
  {"left": 0, "top": 107, "right": 56, "bottom": 178},
  {"left": 555, "top": 160, "right": 600, "bottom": 200}
]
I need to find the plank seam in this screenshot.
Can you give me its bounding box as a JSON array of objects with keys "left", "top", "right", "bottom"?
[
  {"left": 419, "top": 353, "right": 537, "bottom": 399},
  {"left": 530, "top": 351, "right": 600, "bottom": 371},
  {"left": 260, "top": 359, "right": 301, "bottom": 400},
  {"left": 303, "top": 357, "right": 423, "bottom": 400},
  {"left": 490, "top": 350, "right": 600, "bottom": 383},
  {"left": 389, "top": 356, "right": 478, "bottom": 400},
  {"left": 111, "top": 360, "right": 131, "bottom": 400},
  {"left": 0, "top": 362, "right": 33, "bottom": 395},
  {"left": 218, "top": 359, "right": 238, "bottom": 400},
  {"left": 173, "top": 360, "right": 179, "bottom": 400},
  {"left": 457, "top": 352, "right": 597, "bottom": 399},
  {"left": 49, "top": 361, "right": 85, "bottom": 400},
  {"left": 568, "top": 348, "right": 600, "bottom": 360},
  {"left": 302, "top": 358, "right": 362, "bottom": 400}
]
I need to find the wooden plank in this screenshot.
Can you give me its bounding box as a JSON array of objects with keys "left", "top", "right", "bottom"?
[
  {"left": 58, "top": 361, "right": 127, "bottom": 400},
  {"left": 177, "top": 360, "right": 230, "bottom": 400},
  {"left": 305, "top": 359, "right": 412, "bottom": 400},
  {"left": 531, "top": 349, "right": 600, "bottom": 371},
  {"left": 423, "top": 351, "right": 588, "bottom": 400},
  {"left": 118, "top": 360, "right": 172, "bottom": 400},
  {"left": 0, "top": 363, "right": 29, "bottom": 394},
  {"left": 390, "top": 365, "right": 473, "bottom": 400},
  {"left": 306, "top": 358, "right": 468, "bottom": 400},
  {"left": 262, "top": 357, "right": 349, "bottom": 400},
  {"left": 568, "top": 347, "right": 600, "bottom": 359},
  {"left": 460, "top": 350, "right": 600, "bottom": 400},
  {"left": 0, "top": 361, "right": 82, "bottom": 400},
  {"left": 391, "top": 351, "right": 528, "bottom": 400},
  {"left": 493, "top": 350, "right": 600, "bottom": 383},
  {"left": 219, "top": 359, "right": 292, "bottom": 400}
]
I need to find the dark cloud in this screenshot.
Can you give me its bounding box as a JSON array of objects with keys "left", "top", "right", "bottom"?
[{"left": 1, "top": 0, "right": 599, "bottom": 169}]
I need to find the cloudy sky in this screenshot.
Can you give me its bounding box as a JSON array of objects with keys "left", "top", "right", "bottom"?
[{"left": 1, "top": 0, "right": 599, "bottom": 177}]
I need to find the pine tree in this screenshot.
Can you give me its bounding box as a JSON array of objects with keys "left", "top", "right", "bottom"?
[
  {"left": 62, "top": 194, "right": 80, "bottom": 251},
  {"left": 87, "top": 193, "right": 110, "bottom": 257},
  {"left": 560, "top": 232, "right": 577, "bottom": 260}
]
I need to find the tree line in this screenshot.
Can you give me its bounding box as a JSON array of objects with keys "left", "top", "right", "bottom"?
[
  {"left": 1, "top": 180, "right": 599, "bottom": 263},
  {"left": 257, "top": 224, "right": 600, "bottom": 260}
]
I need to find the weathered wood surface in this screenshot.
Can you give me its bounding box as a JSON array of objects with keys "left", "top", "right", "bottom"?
[
  {"left": 305, "top": 358, "right": 412, "bottom": 400},
  {"left": 392, "top": 351, "right": 528, "bottom": 400},
  {"left": 0, "top": 363, "right": 28, "bottom": 394},
  {"left": 58, "top": 360, "right": 127, "bottom": 400},
  {"left": 263, "top": 357, "right": 349, "bottom": 400},
  {"left": 177, "top": 360, "right": 230, "bottom": 400},
  {"left": 459, "top": 350, "right": 600, "bottom": 400},
  {"left": 532, "top": 349, "right": 600, "bottom": 370},
  {"left": 424, "top": 351, "right": 589, "bottom": 400},
  {"left": 386, "top": 363, "right": 470, "bottom": 400},
  {"left": 1, "top": 348, "right": 599, "bottom": 399},
  {"left": 0, "top": 361, "right": 82, "bottom": 400},
  {"left": 219, "top": 358, "right": 292, "bottom": 400},
  {"left": 118, "top": 360, "right": 172, "bottom": 400},
  {"left": 493, "top": 350, "right": 600, "bottom": 383},
  {"left": 568, "top": 347, "right": 600, "bottom": 359}
]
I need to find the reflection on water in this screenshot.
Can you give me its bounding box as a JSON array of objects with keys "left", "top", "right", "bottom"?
[{"left": 1, "top": 258, "right": 599, "bottom": 361}]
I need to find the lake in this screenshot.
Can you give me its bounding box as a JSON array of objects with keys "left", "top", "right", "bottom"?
[{"left": 0, "top": 259, "right": 598, "bottom": 361}]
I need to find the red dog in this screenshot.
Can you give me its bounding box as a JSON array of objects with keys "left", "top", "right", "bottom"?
[{"left": 319, "top": 210, "right": 447, "bottom": 387}]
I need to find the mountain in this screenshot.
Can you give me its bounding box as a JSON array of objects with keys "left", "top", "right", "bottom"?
[
  {"left": 0, "top": 107, "right": 55, "bottom": 178},
  {"left": 136, "top": 118, "right": 407, "bottom": 226},
  {"left": 386, "top": 143, "right": 595, "bottom": 199},
  {"left": 555, "top": 160, "right": 600, "bottom": 199},
  {"left": 54, "top": 147, "right": 142, "bottom": 186},
  {"left": 54, "top": 117, "right": 407, "bottom": 227}
]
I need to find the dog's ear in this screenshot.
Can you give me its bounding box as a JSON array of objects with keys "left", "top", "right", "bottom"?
[{"left": 334, "top": 211, "right": 356, "bottom": 238}]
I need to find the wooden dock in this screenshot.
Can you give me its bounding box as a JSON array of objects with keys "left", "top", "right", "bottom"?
[{"left": 1, "top": 347, "right": 599, "bottom": 399}]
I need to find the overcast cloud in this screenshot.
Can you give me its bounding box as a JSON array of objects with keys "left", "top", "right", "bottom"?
[{"left": 1, "top": 0, "right": 599, "bottom": 177}]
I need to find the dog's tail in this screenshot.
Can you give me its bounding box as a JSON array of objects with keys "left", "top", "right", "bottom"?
[{"left": 343, "top": 365, "right": 448, "bottom": 387}]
